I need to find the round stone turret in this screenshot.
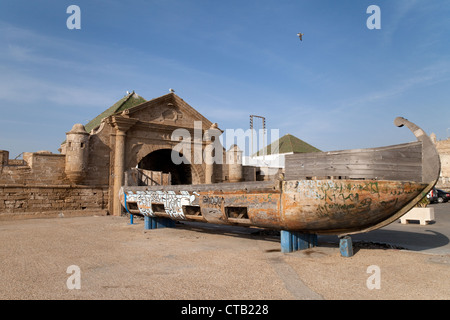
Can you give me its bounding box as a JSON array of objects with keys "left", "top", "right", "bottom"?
[
  {"left": 227, "top": 144, "right": 243, "bottom": 182},
  {"left": 65, "top": 124, "right": 90, "bottom": 184}
]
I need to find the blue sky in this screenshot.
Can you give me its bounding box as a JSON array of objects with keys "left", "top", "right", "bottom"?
[{"left": 0, "top": 0, "right": 449, "bottom": 158}]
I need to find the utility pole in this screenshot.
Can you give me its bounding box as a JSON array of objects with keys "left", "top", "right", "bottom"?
[{"left": 250, "top": 115, "right": 266, "bottom": 158}]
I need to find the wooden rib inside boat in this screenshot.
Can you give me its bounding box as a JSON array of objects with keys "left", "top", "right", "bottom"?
[{"left": 119, "top": 117, "right": 440, "bottom": 236}]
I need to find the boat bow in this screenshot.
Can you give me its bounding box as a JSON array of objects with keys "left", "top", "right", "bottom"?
[{"left": 343, "top": 117, "right": 441, "bottom": 235}]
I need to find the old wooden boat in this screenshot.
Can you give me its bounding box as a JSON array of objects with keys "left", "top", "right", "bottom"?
[{"left": 119, "top": 117, "right": 440, "bottom": 236}]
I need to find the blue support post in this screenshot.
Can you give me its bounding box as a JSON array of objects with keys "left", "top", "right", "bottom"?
[
  {"left": 339, "top": 236, "right": 353, "bottom": 257},
  {"left": 281, "top": 231, "right": 318, "bottom": 253},
  {"left": 281, "top": 230, "right": 293, "bottom": 253},
  {"left": 129, "top": 214, "right": 134, "bottom": 225},
  {"left": 144, "top": 216, "right": 152, "bottom": 229},
  {"left": 297, "top": 233, "right": 310, "bottom": 250},
  {"left": 156, "top": 217, "right": 176, "bottom": 229},
  {"left": 309, "top": 234, "right": 318, "bottom": 248},
  {"left": 144, "top": 216, "right": 175, "bottom": 230},
  {"left": 291, "top": 232, "right": 299, "bottom": 251}
]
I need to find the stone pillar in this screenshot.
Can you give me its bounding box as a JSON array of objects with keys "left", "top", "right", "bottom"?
[
  {"left": 113, "top": 130, "right": 126, "bottom": 216},
  {"left": 204, "top": 142, "right": 214, "bottom": 184},
  {"left": 110, "top": 116, "right": 137, "bottom": 216},
  {"left": 0, "top": 150, "right": 9, "bottom": 167},
  {"left": 203, "top": 123, "right": 222, "bottom": 184}
]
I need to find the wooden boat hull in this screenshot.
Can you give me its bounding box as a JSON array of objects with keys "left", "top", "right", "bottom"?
[
  {"left": 119, "top": 117, "right": 440, "bottom": 236},
  {"left": 119, "top": 178, "right": 428, "bottom": 235},
  {"left": 280, "top": 179, "right": 428, "bottom": 234}
]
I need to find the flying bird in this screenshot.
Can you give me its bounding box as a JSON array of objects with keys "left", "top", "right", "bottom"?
[{"left": 297, "top": 32, "right": 304, "bottom": 41}]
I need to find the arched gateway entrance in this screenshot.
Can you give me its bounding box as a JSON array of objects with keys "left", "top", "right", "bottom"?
[
  {"left": 138, "top": 149, "right": 192, "bottom": 185},
  {"left": 107, "top": 91, "right": 213, "bottom": 216}
]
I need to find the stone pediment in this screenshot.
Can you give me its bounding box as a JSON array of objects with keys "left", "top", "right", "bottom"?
[{"left": 124, "top": 93, "right": 212, "bottom": 130}]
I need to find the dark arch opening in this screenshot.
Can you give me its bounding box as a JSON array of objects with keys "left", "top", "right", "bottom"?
[{"left": 138, "top": 149, "right": 192, "bottom": 185}]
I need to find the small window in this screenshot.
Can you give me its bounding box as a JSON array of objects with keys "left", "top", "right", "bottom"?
[
  {"left": 183, "top": 205, "right": 201, "bottom": 216},
  {"left": 226, "top": 206, "right": 248, "bottom": 219},
  {"left": 128, "top": 202, "right": 138, "bottom": 211},
  {"left": 152, "top": 204, "right": 165, "bottom": 213}
]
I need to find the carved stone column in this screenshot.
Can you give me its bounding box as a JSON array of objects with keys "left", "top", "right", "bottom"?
[
  {"left": 204, "top": 142, "right": 214, "bottom": 184},
  {"left": 203, "top": 123, "right": 222, "bottom": 184},
  {"left": 109, "top": 115, "right": 137, "bottom": 216}
]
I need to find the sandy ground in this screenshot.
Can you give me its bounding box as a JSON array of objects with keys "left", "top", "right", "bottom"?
[{"left": 0, "top": 215, "right": 448, "bottom": 300}]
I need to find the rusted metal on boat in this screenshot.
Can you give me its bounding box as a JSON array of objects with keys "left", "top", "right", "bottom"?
[
  {"left": 280, "top": 179, "right": 428, "bottom": 235},
  {"left": 119, "top": 117, "right": 440, "bottom": 236}
]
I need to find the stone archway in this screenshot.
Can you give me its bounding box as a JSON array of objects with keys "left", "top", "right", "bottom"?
[
  {"left": 127, "top": 143, "right": 204, "bottom": 185},
  {"left": 138, "top": 149, "right": 192, "bottom": 185}
]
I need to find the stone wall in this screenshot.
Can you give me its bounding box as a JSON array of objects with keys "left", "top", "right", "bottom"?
[
  {"left": 0, "top": 151, "right": 68, "bottom": 185},
  {"left": 0, "top": 150, "right": 109, "bottom": 220},
  {"left": 433, "top": 137, "right": 450, "bottom": 190},
  {"left": 0, "top": 185, "right": 108, "bottom": 220}
]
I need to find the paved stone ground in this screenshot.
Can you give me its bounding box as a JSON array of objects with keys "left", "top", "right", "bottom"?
[
  {"left": 320, "top": 202, "right": 450, "bottom": 255},
  {"left": 0, "top": 215, "right": 449, "bottom": 300}
]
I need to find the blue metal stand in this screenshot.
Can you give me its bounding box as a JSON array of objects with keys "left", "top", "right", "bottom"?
[
  {"left": 144, "top": 216, "right": 155, "bottom": 229},
  {"left": 281, "top": 230, "right": 293, "bottom": 253},
  {"left": 144, "top": 216, "right": 175, "bottom": 230},
  {"left": 156, "top": 217, "right": 176, "bottom": 228},
  {"left": 339, "top": 236, "right": 353, "bottom": 257},
  {"left": 129, "top": 214, "right": 135, "bottom": 225},
  {"left": 281, "top": 230, "right": 318, "bottom": 253}
]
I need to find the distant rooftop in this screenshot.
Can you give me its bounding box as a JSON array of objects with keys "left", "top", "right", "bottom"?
[
  {"left": 254, "top": 133, "right": 321, "bottom": 156},
  {"left": 84, "top": 91, "right": 146, "bottom": 133}
]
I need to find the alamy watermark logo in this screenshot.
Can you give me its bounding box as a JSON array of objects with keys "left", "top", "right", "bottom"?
[
  {"left": 66, "top": 5, "right": 81, "bottom": 30},
  {"left": 66, "top": 265, "right": 81, "bottom": 290},
  {"left": 171, "top": 121, "right": 280, "bottom": 166},
  {"left": 366, "top": 5, "right": 381, "bottom": 30},
  {"left": 366, "top": 265, "right": 381, "bottom": 290}
]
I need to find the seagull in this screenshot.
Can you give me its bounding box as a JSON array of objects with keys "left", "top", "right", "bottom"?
[
  {"left": 169, "top": 88, "right": 175, "bottom": 93},
  {"left": 297, "top": 32, "right": 304, "bottom": 41}
]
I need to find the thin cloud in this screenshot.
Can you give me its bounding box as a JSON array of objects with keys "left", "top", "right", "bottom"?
[
  {"left": 339, "top": 60, "right": 450, "bottom": 109},
  {"left": 381, "top": 0, "right": 420, "bottom": 45},
  {"left": 0, "top": 68, "right": 116, "bottom": 107}
]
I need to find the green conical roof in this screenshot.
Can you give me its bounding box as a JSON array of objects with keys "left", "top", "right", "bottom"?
[
  {"left": 84, "top": 91, "right": 146, "bottom": 133},
  {"left": 254, "top": 134, "right": 321, "bottom": 156}
]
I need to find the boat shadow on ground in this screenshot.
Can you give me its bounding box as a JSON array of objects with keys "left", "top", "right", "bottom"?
[
  {"left": 177, "top": 221, "right": 281, "bottom": 244},
  {"left": 320, "top": 228, "right": 450, "bottom": 254},
  {"left": 177, "top": 221, "right": 450, "bottom": 255},
  {"left": 131, "top": 215, "right": 450, "bottom": 255}
]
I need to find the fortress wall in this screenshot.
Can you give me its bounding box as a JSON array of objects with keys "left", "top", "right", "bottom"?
[
  {"left": 0, "top": 150, "right": 109, "bottom": 220},
  {"left": 434, "top": 139, "right": 450, "bottom": 190}
]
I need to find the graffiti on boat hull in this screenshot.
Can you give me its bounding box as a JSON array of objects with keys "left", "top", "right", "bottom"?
[{"left": 125, "top": 190, "right": 198, "bottom": 219}]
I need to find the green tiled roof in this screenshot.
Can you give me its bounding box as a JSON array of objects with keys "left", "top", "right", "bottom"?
[
  {"left": 254, "top": 134, "right": 321, "bottom": 156},
  {"left": 84, "top": 91, "right": 146, "bottom": 133}
]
